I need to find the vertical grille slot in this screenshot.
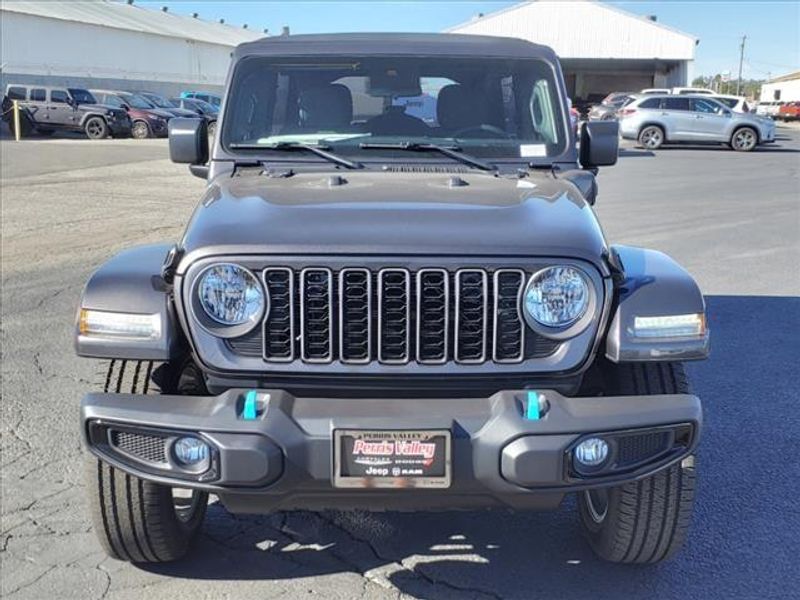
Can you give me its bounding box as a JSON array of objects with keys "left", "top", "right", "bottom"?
[
  {"left": 378, "top": 268, "right": 410, "bottom": 364},
  {"left": 416, "top": 269, "right": 449, "bottom": 364},
  {"left": 455, "top": 269, "right": 488, "bottom": 363},
  {"left": 493, "top": 269, "right": 525, "bottom": 363},
  {"left": 339, "top": 268, "right": 372, "bottom": 363},
  {"left": 263, "top": 267, "right": 295, "bottom": 362},
  {"left": 300, "top": 268, "right": 333, "bottom": 363}
]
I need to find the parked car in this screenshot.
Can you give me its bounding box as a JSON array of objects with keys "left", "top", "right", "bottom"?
[
  {"left": 89, "top": 90, "right": 172, "bottom": 138},
  {"left": 672, "top": 87, "right": 715, "bottom": 96},
  {"left": 180, "top": 90, "right": 222, "bottom": 107},
  {"left": 640, "top": 88, "right": 671, "bottom": 95},
  {"left": 711, "top": 95, "right": 752, "bottom": 113},
  {"left": 136, "top": 92, "right": 198, "bottom": 119},
  {"left": 619, "top": 94, "right": 775, "bottom": 151},
  {"left": 170, "top": 97, "right": 218, "bottom": 136},
  {"left": 3, "top": 84, "right": 130, "bottom": 139},
  {"left": 777, "top": 101, "right": 800, "bottom": 121},
  {"left": 77, "top": 33, "right": 708, "bottom": 567},
  {"left": 587, "top": 92, "right": 634, "bottom": 120},
  {"left": 755, "top": 101, "right": 783, "bottom": 117}
]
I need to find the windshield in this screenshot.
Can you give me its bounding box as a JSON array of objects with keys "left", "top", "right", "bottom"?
[
  {"left": 192, "top": 99, "right": 218, "bottom": 114},
  {"left": 121, "top": 93, "right": 155, "bottom": 109},
  {"left": 223, "top": 55, "right": 567, "bottom": 164},
  {"left": 68, "top": 88, "right": 96, "bottom": 104},
  {"left": 143, "top": 93, "right": 174, "bottom": 109}
]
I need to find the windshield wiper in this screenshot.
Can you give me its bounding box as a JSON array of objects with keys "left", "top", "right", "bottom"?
[
  {"left": 359, "top": 142, "right": 496, "bottom": 171},
  {"left": 229, "top": 142, "right": 363, "bottom": 170}
]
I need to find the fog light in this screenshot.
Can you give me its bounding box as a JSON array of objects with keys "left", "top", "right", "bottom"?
[
  {"left": 574, "top": 437, "right": 609, "bottom": 467},
  {"left": 173, "top": 437, "right": 209, "bottom": 466}
]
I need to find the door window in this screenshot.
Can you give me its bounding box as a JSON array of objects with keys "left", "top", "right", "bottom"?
[
  {"left": 30, "top": 88, "right": 46, "bottom": 102},
  {"left": 638, "top": 97, "right": 660, "bottom": 109},
  {"left": 692, "top": 99, "right": 723, "bottom": 114},
  {"left": 50, "top": 90, "right": 69, "bottom": 104},
  {"left": 7, "top": 86, "right": 26, "bottom": 100},
  {"left": 661, "top": 97, "right": 690, "bottom": 111}
]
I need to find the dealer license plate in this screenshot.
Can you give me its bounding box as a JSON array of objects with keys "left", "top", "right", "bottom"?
[{"left": 333, "top": 429, "right": 452, "bottom": 489}]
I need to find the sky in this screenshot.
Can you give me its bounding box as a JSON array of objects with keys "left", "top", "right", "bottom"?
[{"left": 136, "top": 1, "right": 799, "bottom": 80}]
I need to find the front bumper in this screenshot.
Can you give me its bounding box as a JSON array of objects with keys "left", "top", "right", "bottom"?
[{"left": 81, "top": 389, "right": 701, "bottom": 512}]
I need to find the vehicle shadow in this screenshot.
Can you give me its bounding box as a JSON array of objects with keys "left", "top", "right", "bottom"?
[
  {"left": 617, "top": 148, "right": 655, "bottom": 158},
  {"left": 140, "top": 294, "right": 799, "bottom": 599},
  {"left": 651, "top": 143, "right": 800, "bottom": 153}
]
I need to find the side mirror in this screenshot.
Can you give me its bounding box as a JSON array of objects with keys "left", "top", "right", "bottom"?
[
  {"left": 579, "top": 120, "right": 619, "bottom": 168},
  {"left": 169, "top": 117, "right": 208, "bottom": 165}
]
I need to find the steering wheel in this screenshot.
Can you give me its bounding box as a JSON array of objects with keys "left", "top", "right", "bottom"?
[{"left": 451, "top": 124, "right": 512, "bottom": 139}]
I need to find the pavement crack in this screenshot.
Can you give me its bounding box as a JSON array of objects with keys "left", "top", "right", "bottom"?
[{"left": 315, "top": 511, "right": 503, "bottom": 600}]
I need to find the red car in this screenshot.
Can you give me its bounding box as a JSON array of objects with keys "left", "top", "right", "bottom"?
[
  {"left": 90, "top": 89, "right": 173, "bottom": 138},
  {"left": 778, "top": 101, "right": 800, "bottom": 121}
]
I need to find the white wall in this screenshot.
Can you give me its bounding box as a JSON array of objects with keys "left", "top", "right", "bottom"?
[
  {"left": 449, "top": 1, "right": 696, "bottom": 60},
  {"left": 0, "top": 11, "right": 234, "bottom": 86},
  {"left": 760, "top": 78, "right": 800, "bottom": 102}
]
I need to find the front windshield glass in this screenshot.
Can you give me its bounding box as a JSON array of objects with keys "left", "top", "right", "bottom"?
[
  {"left": 145, "top": 93, "right": 173, "bottom": 108},
  {"left": 121, "top": 93, "right": 155, "bottom": 109},
  {"left": 223, "top": 55, "right": 568, "bottom": 163},
  {"left": 68, "top": 88, "right": 96, "bottom": 104},
  {"left": 193, "top": 99, "right": 218, "bottom": 114}
]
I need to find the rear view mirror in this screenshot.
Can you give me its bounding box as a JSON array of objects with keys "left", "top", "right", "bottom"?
[
  {"left": 169, "top": 118, "right": 208, "bottom": 165},
  {"left": 579, "top": 121, "right": 619, "bottom": 168}
]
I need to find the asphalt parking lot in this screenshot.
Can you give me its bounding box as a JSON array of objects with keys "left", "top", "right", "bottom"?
[{"left": 2, "top": 129, "right": 799, "bottom": 599}]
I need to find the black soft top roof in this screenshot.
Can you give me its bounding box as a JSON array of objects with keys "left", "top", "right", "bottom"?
[{"left": 234, "top": 32, "right": 557, "bottom": 62}]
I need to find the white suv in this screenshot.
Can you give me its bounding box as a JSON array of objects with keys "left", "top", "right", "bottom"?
[{"left": 619, "top": 94, "right": 776, "bottom": 151}]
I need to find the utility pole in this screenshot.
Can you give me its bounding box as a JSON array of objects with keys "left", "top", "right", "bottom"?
[{"left": 736, "top": 35, "right": 747, "bottom": 95}]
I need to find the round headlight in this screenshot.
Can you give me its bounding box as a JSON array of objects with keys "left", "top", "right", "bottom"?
[
  {"left": 523, "top": 266, "right": 591, "bottom": 330},
  {"left": 198, "top": 263, "right": 264, "bottom": 326}
]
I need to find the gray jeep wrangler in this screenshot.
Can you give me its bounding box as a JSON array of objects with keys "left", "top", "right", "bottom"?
[{"left": 77, "top": 34, "right": 709, "bottom": 565}]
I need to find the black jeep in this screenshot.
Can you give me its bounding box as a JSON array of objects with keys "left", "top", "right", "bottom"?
[
  {"left": 76, "top": 34, "right": 709, "bottom": 565},
  {"left": 4, "top": 85, "right": 130, "bottom": 139}
]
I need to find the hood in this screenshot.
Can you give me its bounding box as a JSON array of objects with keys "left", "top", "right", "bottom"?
[
  {"left": 178, "top": 170, "right": 608, "bottom": 267},
  {"left": 147, "top": 108, "right": 174, "bottom": 119},
  {"left": 84, "top": 102, "right": 123, "bottom": 113},
  {"left": 163, "top": 107, "right": 198, "bottom": 118}
]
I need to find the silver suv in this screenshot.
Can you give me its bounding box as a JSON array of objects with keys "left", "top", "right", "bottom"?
[{"left": 619, "top": 94, "right": 775, "bottom": 151}]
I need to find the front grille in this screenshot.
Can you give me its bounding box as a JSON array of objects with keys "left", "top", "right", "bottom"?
[
  {"left": 110, "top": 429, "right": 167, "bottom": 464},
  {"left": 227, "top": 266, "right": 562, "bottom": 366}
]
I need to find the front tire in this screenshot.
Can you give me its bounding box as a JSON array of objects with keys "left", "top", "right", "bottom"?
[
  {"left": 730, "top": 126, "right": 758, "bottom": 151},
  {"left": 84, "top": 117, "right": 109, "bottom": 140},
  {"left": 637, "top": 125, "right": 664, "bottom": 149},
  {"left": 131, "top": 120, "right": 151, "bottom": 139},
  {"left": 578, "top": 363, "right": 697, "bottom": 563},
  {"left": 86, "top": 360, "right": 208, "bottom": 563}
]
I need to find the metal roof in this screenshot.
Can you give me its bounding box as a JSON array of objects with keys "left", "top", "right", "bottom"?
[
  {"left": 236, "top": 32, "right": 557, "bottom": 61},
  {"left": 2, "top": 0, "right": 265, "bottom": 47},
  {"left": 447, "top": 0, "right": 697, "bottom": 61},
  {"left": 768, "top": 71, "right": 800, "bottom": 84}
]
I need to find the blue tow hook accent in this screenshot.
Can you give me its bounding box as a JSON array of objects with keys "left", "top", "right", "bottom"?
[
  {"left": 243, "top": 389, "right": 258, "bottom": 420},
  {"left": 526, "top": 391, "right": 541, "bottom": 420}
]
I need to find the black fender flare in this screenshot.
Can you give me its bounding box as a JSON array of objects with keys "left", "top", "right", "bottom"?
[
  {"left": 605, "top": 245, "right": 709, "bottom": 362},
  {"left": 75, "top": 244, "right": 183, "bottom": 360}
]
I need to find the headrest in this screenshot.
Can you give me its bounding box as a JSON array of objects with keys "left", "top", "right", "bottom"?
[
  {"left": 298, "top": 84, "right": 353, "bottom": 129},
  {"left": 436, "top": 84, "right": 486, "bottom": 130}
]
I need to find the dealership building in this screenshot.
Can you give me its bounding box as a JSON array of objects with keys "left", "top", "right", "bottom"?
[
  {"left": 760, "top": 71, "right": 800, "bottom": 102},
  {"left": 448, "top": 1, "right": 698, "bottom": 104},
  {"left": 1, "top": 0, "right": 698, "bottom": 103},
  {"left": 0, "top": 0, "right": 263, "bottom": 97}
]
